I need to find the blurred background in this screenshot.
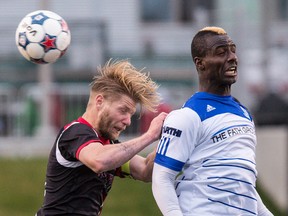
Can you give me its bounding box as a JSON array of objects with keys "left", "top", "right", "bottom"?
[{"left": 0, "top": 0, "right": 287, "bottom": 215}]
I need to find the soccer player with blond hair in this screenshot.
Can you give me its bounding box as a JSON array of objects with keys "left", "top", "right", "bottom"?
[{"left": 36, "top": 59, "right": 167, "bottom": 215}]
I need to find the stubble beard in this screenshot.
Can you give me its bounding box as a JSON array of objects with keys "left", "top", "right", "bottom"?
[{"left": 98, "top": 111, "right": 115, "bottom": 140}]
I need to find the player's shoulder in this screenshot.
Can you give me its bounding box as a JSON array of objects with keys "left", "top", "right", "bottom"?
[
  {"left": 164, "top": 106, "right": 201, "bottom": 131},
  {"left": 182, "top": 92, "right": 253, "bottom": 122},
  {"left": 168, "top": 107, "right": 200, "bottom": 120},
  {"left": 62, "top": 118, "right": 99, "bottom": 138}
]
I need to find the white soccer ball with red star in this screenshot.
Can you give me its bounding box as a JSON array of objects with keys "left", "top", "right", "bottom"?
[{"left": 15, "top": 10, "right": 71, "bottom": 64}]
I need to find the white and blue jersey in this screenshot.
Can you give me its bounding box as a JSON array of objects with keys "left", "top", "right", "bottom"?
[{"left": 155, "top": 92, "right": 259, "bottom": 215}]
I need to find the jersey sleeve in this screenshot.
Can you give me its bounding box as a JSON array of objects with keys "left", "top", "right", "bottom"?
[
  {"left": 154, "top": 108, "right": 201, "bottom": 172},
  {"left": 58, "top": 123, "right": 102, "bottom": 161},
  {"left": 152, "top": 163, "right": 183, "bottom": 216}
]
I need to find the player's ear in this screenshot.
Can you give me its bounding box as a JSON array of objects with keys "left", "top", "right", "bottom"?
[
  {"left": 95, "top": 94, "right": 104, "bottom": 107},
  {"left": 195, "top": 57, "right": 204, "bottom": 71}
]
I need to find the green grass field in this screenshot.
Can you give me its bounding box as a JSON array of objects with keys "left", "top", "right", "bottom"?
[
  {"left": 0, "top": 157, "right": 161, "bottom": 216},
  {"left": 0, "top": 158, "right": 285, "bottom": 216}
]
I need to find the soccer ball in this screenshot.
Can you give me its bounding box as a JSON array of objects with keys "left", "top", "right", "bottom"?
[{"left": 15, "top": 10, "right": 71, "bottom": 64}]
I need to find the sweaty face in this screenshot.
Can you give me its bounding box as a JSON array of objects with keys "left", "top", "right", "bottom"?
[
  {"left": 201, "top": 34, "right": 238, "bottom": 87},
  {"left": 97, "top": 94, "right": 136, "bottom": 140}
]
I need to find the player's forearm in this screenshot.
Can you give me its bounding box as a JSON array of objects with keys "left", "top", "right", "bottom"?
[
  {"left": 143, "top": 150, "right": 156, "bottom": 181},
  {"left": 115, "top": 132, "right": 155, "bottom": 160},
  {"left": 129, "top": 154, "right": 153, "bottom": 182},
  {"left": 131, "top": 150, "right": 156, "bottom": 182},
  {"left": 96, "top": 132, "right": 157, "bottom": 172}
]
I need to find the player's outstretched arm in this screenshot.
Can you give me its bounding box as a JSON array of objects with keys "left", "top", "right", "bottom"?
[{"left": 78, "top": 112, "right": 167, "bottom": 173}]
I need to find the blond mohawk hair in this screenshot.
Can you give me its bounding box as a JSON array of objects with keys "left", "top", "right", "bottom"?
[
  {"left": 199, "top": 26, "right": 227, "bottom": 35},
  {"left": 91, "top": 59, "right": 160, "bottom": 112}
]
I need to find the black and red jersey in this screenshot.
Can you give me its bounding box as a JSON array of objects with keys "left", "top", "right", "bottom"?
[{"left": 36, "top": 117, "right": 124, "bottom": 216}]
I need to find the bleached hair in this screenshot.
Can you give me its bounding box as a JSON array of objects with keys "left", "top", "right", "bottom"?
[
  {"left": 90, "top": 59, "right": 160, "bottom": 112},
  {"left": 199, "top": 26, "right": 227, "bottom": 35}
]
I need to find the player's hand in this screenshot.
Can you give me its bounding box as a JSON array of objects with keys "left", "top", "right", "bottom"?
[{"left": 146, "top": 112, "right": 168, "bottom": 141}]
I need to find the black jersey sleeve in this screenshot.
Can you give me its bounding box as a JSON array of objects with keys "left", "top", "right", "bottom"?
[{"left": 58, "top": 123, "right": 102, "bottom": 161}]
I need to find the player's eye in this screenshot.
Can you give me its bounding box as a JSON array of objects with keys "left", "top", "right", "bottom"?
[
  {"left": 230, "top": 45, "right": 236, "bottom": 53},
  {"left": 216, "top": 48, "right": 226, "bottom": 55},
  {"left": 119, "top": 107, "right": 128, "bottom": 115}
]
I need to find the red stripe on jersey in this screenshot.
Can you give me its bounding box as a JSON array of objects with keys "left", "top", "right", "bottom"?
[
  {"left": 63, "top": 120, "right": 77, "bottom": 130},
  {"left": 75, "top": 139, "right": 102, "bottom": 160},
  {"left": 77, "top": 117, "right": 94, "bottom": 128},
  {"left": 73, "top": 117, "right": 111, "bottom": 159}
]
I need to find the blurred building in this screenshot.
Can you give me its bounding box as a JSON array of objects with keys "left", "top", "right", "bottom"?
[
  {"left": 0, "top": 0, "right": 287, "bottom": 105},
  {"left": 0, "top": 0, "right": 287, "bottom": 130},
  {"left": 0, "top": 0, "right": 287, "bottom": 136}
]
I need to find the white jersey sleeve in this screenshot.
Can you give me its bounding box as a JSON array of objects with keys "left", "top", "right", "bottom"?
[
  {"left": 152, "top": 163, "right": 183, "bottom": 216},
  {"left": 256, "top": 193, "right": 274, "bottom": 216},
  {"left": 154, "top": 108, "right": 201, "bottom": 172},
  {"left": 152, "top": 108, "right": 200, "bottom": 215}
]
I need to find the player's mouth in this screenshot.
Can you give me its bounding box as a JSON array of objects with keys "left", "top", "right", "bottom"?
[
  {"left": 114, "top": 126, "right": 125, "bottom": 133},
  {"left": 110, "top": 127, "right": 123, "bottom": 139},
  {"left": 225, "top": 66, "right": 237, "bottom": 76}
]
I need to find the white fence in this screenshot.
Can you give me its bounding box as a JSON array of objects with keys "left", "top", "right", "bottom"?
[
  {"left": 0, "top": 85, "right": 17, "bottom": 136},
  {"left": 0, "top": 83, "right": 146, "bottom": 137}
]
